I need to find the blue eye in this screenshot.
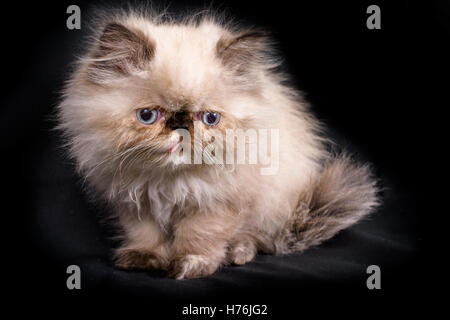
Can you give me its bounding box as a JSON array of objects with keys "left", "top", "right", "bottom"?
[
  {"left": 201, "top": 112, "right": 220, "bottom": 126},
  {"left": 137, "top": 108, "right": 159, "bottom": 125}
]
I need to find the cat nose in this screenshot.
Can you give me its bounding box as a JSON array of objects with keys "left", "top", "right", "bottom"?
[
  {"left": 167, "top": 111, "right": 190, "bottom": 130},
  {"left": 171, "top": 124, "right": 189, "bottom": 130}
]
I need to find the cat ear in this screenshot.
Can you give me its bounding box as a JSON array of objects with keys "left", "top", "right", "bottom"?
[
  {"left": 87, "top": 22, "right": 155, "bottom": 83},
  {"left": 216, "top": 29, "right": 269, "bottom": 74}
]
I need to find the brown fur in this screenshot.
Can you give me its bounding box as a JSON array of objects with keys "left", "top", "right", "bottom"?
[{"left": 280, "top": 156, "right": 379, "bottom": 254}]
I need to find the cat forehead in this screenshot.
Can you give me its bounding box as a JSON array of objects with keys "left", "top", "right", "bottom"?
[
  {"left": 87, "top": 16, "right": 265, "bottom": 103},
  {"left": 151, "top": 25, "right": 223, "bottom": 72},
  {"left": 127, "top": 20, "right": 225, "bottom": 53},
  {"left": 129, "top": 22, "right": 227, "bottom": 106}
]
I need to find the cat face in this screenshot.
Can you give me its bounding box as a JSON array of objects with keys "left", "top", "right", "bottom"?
[{"left": 61, "top": 15, "right": 276, "bottom": 174}]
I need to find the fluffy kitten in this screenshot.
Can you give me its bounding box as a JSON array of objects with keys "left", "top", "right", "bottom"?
[{"left": 57, "top": 9, "right": 379, "bottom": 279}]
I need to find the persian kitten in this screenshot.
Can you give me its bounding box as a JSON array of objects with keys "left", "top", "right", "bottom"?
[{"left": 57, "top": 8, "right": 379, "bottom": 279}]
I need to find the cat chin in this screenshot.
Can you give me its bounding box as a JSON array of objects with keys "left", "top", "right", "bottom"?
[
  {"left": 164, "top": 150, "right": 191, "bottom": 168},
  {"left": 167, "top": 155, "right": 186, "bottom": 167}
]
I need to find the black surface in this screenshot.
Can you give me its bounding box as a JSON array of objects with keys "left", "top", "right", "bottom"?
[{"left": 2, "top": 0, "right": 443, "bottom": 315}]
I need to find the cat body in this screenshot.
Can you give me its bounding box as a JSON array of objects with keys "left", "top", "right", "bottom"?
[{"left": 58, "top": 9, "right": 378, "bottom": 279}]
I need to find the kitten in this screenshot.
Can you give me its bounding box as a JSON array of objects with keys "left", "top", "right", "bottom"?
[{"left": 57, "top": 8, "right": 379, "bottom": 279}]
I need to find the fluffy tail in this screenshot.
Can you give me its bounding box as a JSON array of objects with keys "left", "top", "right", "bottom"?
[{"left": 281, "top": 156, "right": 379, "bottom": 253}]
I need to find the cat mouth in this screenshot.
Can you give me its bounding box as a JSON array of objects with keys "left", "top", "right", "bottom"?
[{"left": 168, "top": 139, "right": 182, "bottom": 154}]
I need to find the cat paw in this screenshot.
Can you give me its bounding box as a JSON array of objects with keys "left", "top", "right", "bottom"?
[
  {"left": 228, "top": 241, "right": 257, "bottom": 265},
  {"left": 169, "top": 254, "right": 219, "bottom": 279},
  {"left": 115, "top": 249, "right": 169, "bottom": 271}
]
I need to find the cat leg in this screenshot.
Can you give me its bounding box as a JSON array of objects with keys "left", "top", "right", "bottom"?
[
  {"left": 115, "top": 216, "right": 170, "bottom": 271},
  {"left": 169, "top": 212, "right": 240, "bottom": 279}
]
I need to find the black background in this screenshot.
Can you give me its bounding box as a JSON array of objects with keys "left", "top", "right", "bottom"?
[{"left": 1, "top": 0, "right": 446, "bottom": 316}]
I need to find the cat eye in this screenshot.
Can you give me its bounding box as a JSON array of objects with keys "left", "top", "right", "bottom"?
[
  {"left": 137, "top": 108, "right": 159, "bottom": 125},
  {"left": 201, "top": 111, "right": 221, "bottom": 126}
]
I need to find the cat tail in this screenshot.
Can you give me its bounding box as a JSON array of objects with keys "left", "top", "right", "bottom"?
[{"left": 280, "top": 155, "right": 379, "bottom": 253}]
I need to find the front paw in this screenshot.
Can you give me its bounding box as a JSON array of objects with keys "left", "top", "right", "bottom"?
[
  {"left": 169, "top": 254, "right": 220, "bottom": 279},
  {"left": 228, "top": 240, "right": 257, "bottom": 265},
  {"left": 115, "top": 249, "right": 169, "bottom": 271}
]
